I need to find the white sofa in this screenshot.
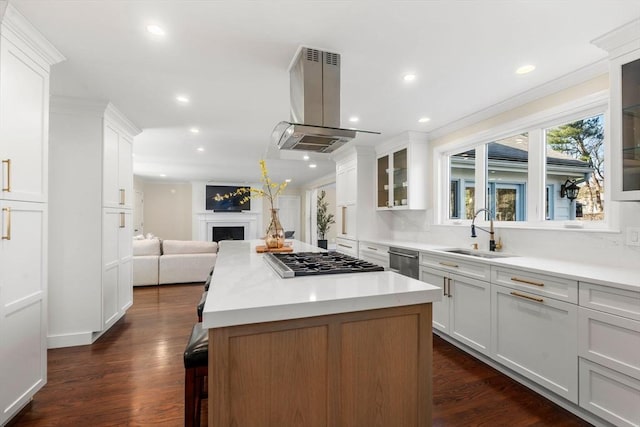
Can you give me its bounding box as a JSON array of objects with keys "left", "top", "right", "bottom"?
[{"left": 133, "top": 239, "right": 218, "bottom": 286}]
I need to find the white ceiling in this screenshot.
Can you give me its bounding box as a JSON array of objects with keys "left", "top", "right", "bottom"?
[{"left": 10, "top": 0, "right": 640, "bottom": 186}]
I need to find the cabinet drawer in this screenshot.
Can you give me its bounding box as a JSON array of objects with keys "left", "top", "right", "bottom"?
[
  {"left": 491, "top": 266, "right": 578, "bottom": 303},
  {"left": 579, "top": 358, "right": 640, "bottom": 427},
  {"left": 335, "top": 237, "right": 357, "bottom": 257},
  {"left": 358, "top": 242, "right": 389, "bottom": 269},
  {"left": 578, "top": 307, "right": 640, "bottom": 380},
  {"left": 420, "top": 252, "right": 490, "bottom": 282},
  {"left": 579, "top": 282, "right": 640, "bottom": 321}
]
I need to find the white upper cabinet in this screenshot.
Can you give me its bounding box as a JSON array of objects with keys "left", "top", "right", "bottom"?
[
  {"left": 593, "top": 18, "right": 640, "bottom": 201},
  {"left": 0, "top": 14, "right": 62, "bottom": 203},
  {"left": 103, "top": 110, "right": 135, "bottom": 209},
  {"left": 375, "top": 131, "right": 428, "bottom": 210}
]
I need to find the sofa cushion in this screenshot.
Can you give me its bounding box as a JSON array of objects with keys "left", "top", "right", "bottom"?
[
  {"left": 133, "top": 239, "right": 161, "bottom": 256},
  {"left": 162, "top": 240, "right": 218, "bottom": 255},
  {"left": 159, "top": 253, "right": 217, "bottom": 284}
]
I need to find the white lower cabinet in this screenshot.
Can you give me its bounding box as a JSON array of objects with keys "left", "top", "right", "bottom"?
[
  {"left": 335, "top": 236, "right": 358, "bottom": 257},
  {"left": 491, "top": 283, "right": 578, "bottom": 403},
  {"left": 421, "top": 265, "right": 490, "bottom": 355},
  {"left": 0, "top": 201, "right": 47, "bottom": 425},
  {"left": 578, "top": 282, "right": 640, "bottom": 426},
  {"left": 358, "top": 241, "right": 389, "bottom": 269}
]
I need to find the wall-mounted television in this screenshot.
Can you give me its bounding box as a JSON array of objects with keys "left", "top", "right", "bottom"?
[{"left": 206, "top": 185, "right": 251, "bottom": 212}]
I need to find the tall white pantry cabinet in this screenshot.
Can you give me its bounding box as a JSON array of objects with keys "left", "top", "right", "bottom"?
[
  {"left": 0, "top": 3, "right": 64, "bottom": 425},
  {"left": 48, "top": 97, "right": 140, "bottom": 349}
]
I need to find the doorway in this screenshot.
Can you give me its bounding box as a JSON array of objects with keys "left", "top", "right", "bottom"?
[{"left": 277, "top": 195, "right": 301, "bottom": 241}]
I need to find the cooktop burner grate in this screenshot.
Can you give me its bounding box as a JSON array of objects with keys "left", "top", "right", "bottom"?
[{"left": 264, "top": 252, "right": 384, "bottom": 278}]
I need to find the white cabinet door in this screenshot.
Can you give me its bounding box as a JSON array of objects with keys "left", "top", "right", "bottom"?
[
  {"left": 103, "top": 210, "right": 120, "bottom": 329},
  {"left": 0, "top": 201, "right": 46, "bottom": 425},
  {"left": 0, "top": 36, "right": 49, "bottom": 203},
  {"left": 118, "top": 136, "right": 133, "bottom": 208},
  {"left": 103, "top": 123, "right": 120, "bottom": 207},
  {"left": 420, "top": 267, "right": 449, "bottom": 334},
  {"left": 118, "top": 211, "right": 133, "bottom": 313},
  {"left": 449, "top": 274, "right": 490, "bottom": 354},
  {"left": 344, "top": 165, "right": 357, "bottom": 205},
  {"left": 491, "top": 284, "right": 578, "bottom": 403}
]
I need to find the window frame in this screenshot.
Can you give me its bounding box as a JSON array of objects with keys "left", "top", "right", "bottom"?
[{"left": 436, "top": 90, "right": 617, "bottom": 232}]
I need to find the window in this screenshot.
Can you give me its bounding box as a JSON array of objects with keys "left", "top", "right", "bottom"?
[
  {"left": 545, "top": 114, "right": 604, "bottom": 221},
  {"left": 449, "top": 148, "right": 475, "bottom": 219},
  {"left": 442, "top": 98, "right": 608, "bottom": 229}
]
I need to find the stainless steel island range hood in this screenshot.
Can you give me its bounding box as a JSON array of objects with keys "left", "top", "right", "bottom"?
[{"left": 272, "top": 47, "right": 378, "bottom": 154}]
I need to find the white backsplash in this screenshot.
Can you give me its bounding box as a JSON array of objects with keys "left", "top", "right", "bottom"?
[{"left": 387, "top": 202, "right": 640, "bottom": 269}]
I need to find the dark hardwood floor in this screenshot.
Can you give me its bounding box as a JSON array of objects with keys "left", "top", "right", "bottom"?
[{"left": 12, "top": 284, "right": 592, "bottom": 426}]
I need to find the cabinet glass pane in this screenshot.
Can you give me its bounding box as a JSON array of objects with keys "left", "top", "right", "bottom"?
[
  {"left": 622, "top": 58, "right": 640, "bottom": 192},
  {"left": 377, "top": 155, "right": 389, "bottom": 208},
  {"left": 393, "top": 149, "right": 408, "bottom": 207}
]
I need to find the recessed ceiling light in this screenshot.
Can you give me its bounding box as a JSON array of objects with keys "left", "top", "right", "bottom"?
[
  {"left": 349, "top": 116, "right": 359, "bottom": 123},
  {"left": 176, "top": 95, "right": 190, "bottom": 104},
  {"left": 418, "top": 117, "right": 431, "bottom": 123},
  {"left": 146, "top": 25, "right": 165, "bottom": 36},
  {"left": 403, "top": 74, "right": 416, "bottom": 82},
  {"left": 309, "top": 164, "right": 317, "bottom": 168},
  {"left": 197, "top": 147, "right": 205, "bottom": 152},
  {"left": 303, "top": 155, "right": 310, "bottom": 161},
  {"left": 190, "top": 127, "right": 199, "bottom": 134},
  {"left": 285, "top": 179, "right": 292, "bottom": 183},
  {"left": 159, "top": 174, "right": 167, "bottom": 177},
  {"left": 516, "top": 64, "right": 535, "bottom": 75}
]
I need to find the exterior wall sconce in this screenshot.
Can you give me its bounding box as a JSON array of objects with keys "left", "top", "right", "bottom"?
[{"left": 560, "top": 179, "right": 580, "bottom": 201}]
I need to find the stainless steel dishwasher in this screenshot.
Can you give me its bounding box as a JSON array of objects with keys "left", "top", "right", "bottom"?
[{"left": 388, "top": 247, "right": 419, "bottom": 279}]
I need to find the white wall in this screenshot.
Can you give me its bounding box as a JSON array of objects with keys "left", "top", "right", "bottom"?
[
  {"left": 137, "top": 180, "right": 192, "bottom": 240},
  {"left": 383, "top": 75, "right": 640, "bottom": 269}
]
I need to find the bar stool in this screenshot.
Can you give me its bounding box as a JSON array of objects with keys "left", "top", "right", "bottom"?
[
  {"left": 197, "top": 291, "right": 208, "bottom": 322},
  {"left": 184, "top": 323, "right": 208, "bottom": 427},
  {"left": 204, "top": 275, "right": 212, "bottom": 291}
]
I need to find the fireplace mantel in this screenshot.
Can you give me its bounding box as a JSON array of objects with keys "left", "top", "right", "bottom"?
[{"left": 194, "top": 212, "right": 262, "bottom": 241}]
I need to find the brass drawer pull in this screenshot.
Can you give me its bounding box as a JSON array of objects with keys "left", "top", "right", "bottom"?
[
  {"left": 510, "top": 276, "right": 544, "bottom": 287},
  {"left": 510, "top": 291, "right": 543, "bottom": 303},
  {"left": 341, "top": 206, "right": 346, "bottom": 234},
  {"left": 442, "top": 277, "right": 447, "bottom": 297},
  {"left": 2, "top": 159, "right": 11, "bottom": 192},
  {"left": 447, "top": 277, "right": 452, "bottom": 298},
  {"left": 119, "top": 189, "right": 125, "bottom": 205},
  {"left": 2, "top": 207, "right": 11, "bottom": 240},
  {"left": 338, "top": 243, "right": 352, "bottom": 249},
  {"left": 367, "top": 247, "right": 378, "bottom": 251},
  {"left": 439, "top": 261, "right": 459, "bottom": 268}
]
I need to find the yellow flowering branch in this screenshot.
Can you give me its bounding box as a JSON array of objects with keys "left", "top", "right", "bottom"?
[{"left": 213, "top": 159, "right": 288, "bottom": 210}]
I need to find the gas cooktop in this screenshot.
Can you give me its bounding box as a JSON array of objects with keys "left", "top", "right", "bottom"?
[{"left": 264, "top": 252, "right": 384, "bottom": 279}]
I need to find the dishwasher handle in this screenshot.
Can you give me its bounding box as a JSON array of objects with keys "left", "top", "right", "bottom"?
[{"left": 387, "top": 250, "right": 418, "bottom": 259}]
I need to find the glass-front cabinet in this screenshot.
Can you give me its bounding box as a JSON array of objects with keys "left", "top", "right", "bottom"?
[
  {"left": 621, "top": 57, "right": 640, "bottom": 195},
  {"left": 375, "top": 132, "right": 428, "bottom": 210},
  {"left": 593, "top": 19, "right": 640, "bottom": 200}
]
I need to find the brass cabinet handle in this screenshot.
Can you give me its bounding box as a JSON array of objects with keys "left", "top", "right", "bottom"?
[
  {"left": 341, "top": 206, "right": 346, "bottom": 235},
  {"left": 367, "top": 246, "right": 378, "bottom": 251},
  {"left": 338, "top": 243, "right": 352, "bottom": 249},
  {"left": 510, "top": 276, "right": 544, "bottom": 287},
  {"left": 448, "top": 278, "right": 452, "bottom": 298},
  {"left": 2, "top": 207, "right": 11, "bottom": 240},
  {"left": 119, "top": 189, "right": 125, "bottom": 205},
  {"left": 439, "top": 261, "right": 459, "bottom": 268},
  {"left": 510, "top": 291, "right": 543, "bottom": 303},
  {"left": 119, "top": 212, "right": 125, "bottom": 228},
  {"left": 442, "top": 277, "right": 447, "bottom": 296},
  {"left": 2, "top": 159, "right": 11, "bottom": 192}
]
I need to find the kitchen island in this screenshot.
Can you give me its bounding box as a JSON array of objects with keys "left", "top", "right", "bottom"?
[{"left": 202, "top": 239, "right": 441, "bottom": 427}]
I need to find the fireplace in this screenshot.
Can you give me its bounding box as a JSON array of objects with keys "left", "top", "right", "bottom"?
[{"left": 212, "top": 226, "right": 245, "bottom": 242}]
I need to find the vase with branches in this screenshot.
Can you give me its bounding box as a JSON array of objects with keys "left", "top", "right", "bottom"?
[{"left": 316, "top": 190, "right": 335, "bottom": 249}]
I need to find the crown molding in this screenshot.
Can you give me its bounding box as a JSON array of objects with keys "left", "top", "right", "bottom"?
[
  {"left": 1, "top": 3, "right": 65, "bottom": 66},
  {"left": 51, "top": 96, "right": 142, "bottom": 136},
  {"left": 429, "top": 59, "right": 608, "bottom": 141},
  {"left": 105, "top": 103, "right": 142, "bottom": 137},
  {"left": 592, "top": 18, "right": 640, "bottom": 58}
]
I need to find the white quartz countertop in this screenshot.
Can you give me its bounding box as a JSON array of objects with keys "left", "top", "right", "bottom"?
[
  {"left": 202, "top": 240, "right": 442, "bottom": 328},
  {"left": 360, "top": 239, "right": 639, "bottom": 292}
]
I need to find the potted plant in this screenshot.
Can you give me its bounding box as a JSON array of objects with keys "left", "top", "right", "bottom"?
[{"left": 317, "top": 190, "right": 335, "bottom": 249}]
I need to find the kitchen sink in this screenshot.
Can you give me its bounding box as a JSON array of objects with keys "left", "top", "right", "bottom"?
[{"left": 443, "top": 248, "right": 516, "bottom": 259}]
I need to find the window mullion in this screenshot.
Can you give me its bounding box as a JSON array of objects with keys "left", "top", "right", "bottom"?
[{"left": 527, "top": 128, "right": 545, "bottom": 222}]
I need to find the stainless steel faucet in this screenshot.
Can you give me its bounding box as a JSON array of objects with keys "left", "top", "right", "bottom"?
[{"left": 471, "top": 208, "right": 496, "bottom": 251}]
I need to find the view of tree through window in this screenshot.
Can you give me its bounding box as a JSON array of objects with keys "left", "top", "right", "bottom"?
[{"left": 545, "top": 114, "right": 604, "bottom": 221}]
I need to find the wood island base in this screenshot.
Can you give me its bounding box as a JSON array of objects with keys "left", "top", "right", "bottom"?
[{"left": 209, "top": 303, "right": 433, "bottom": 427}]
